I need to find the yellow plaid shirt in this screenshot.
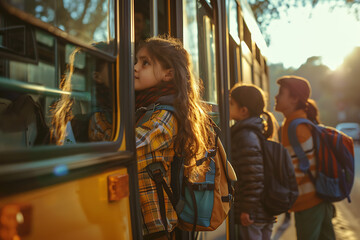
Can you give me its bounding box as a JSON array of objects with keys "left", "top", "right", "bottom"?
[{"left": 136, "top": 109, "right": 178, "bottom": 235}]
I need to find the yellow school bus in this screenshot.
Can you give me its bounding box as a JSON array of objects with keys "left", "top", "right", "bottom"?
[{"left": 0, "top": 0, "right": 268, "bottom": 239}]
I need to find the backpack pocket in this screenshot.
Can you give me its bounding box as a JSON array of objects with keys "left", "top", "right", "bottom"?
[
  {"left": 179, "top": 160, "right": 216, "bottom": 227},
  {"left": 315, "top": 172, "right": 342, "bottom": 199},
  {"left": 262, "top": 176, "right": 297, "bottom": 215},
  {"left": 180, "top": 185, "right": 214, "bottom": 227}
]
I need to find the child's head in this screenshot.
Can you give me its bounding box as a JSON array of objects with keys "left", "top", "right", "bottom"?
[
  {"left": 229, "top": 84, "right": 266, "bottom": 121},
  {"left": 230, "top": 83, "right": 276, "bottom": 139},
  {"left": 135, "top": 36, "right": 214, "bottom": 174},
  {"left": 276, "top": 75, "right": 319, "bottom": 123},
  {"left": 135, "top": 36, "right": 195, "bottom": 95}
]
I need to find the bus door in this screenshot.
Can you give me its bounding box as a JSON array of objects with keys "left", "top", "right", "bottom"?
[
  {"left": 183, "top": 0, "right": 231, "bottom": 239},
  {"left": 0, "top": 1, "right": 141, "bottom": 240}
]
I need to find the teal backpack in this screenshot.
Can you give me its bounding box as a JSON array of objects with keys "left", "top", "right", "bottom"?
[{"left": 136, "top": 103, "right": 236, "bottom": 236}]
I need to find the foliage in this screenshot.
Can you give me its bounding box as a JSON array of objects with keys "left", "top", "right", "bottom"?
[
  {"left": 26, "top": 0, "right": 109, "bottom": 43},
  {"left": 248, "top": 0, "right": 360, "bottom": 45}
]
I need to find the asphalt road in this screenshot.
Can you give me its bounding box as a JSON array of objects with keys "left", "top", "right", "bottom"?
[{"left": 273, "top": 143, "right": 360, "bottom": 240}]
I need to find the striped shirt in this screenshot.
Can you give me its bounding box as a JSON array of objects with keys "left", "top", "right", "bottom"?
[
  {"left": 280, "top": 109, "right": 323, "bottom": 212},
  {"left": 136, "top": 109, "right": 178, "bottom": 235}
]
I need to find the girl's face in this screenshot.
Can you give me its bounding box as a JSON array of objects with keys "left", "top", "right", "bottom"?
[
  {"left": 275, "top": 86, "right": 297, "bottom": 114},
  {"left": 134, "top": 48, "right": 169, "bottom": 91},
  {"left": 229, "top": 97, "right": 248, "bottom": 121}
]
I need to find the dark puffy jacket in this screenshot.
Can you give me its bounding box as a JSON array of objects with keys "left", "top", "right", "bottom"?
[{"left": 231, "top": 117, "right": 274, "bottom": 224}]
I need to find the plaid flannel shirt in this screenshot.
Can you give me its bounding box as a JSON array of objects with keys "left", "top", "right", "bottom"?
[
  {"left": 136, "top": 109, "right": 178, "bottom": 235},
  {"left": 88, "top": 112, "right": 112, "bottom": 141}
]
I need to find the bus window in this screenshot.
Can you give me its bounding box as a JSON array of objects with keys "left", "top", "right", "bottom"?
[
  {"left": 135, "top": 0, "right": 150, "bottom": 50},
  {"left": 183, "top": 0, "right": 217, "bottom": 104},
  {"left": 183, "top": 0, "right": 199, "bottom": 79},
  {"left": 157, "top": 0, "right": 170, "bottom": 36},
  {"left": 5, "top": 0, "right": 116, "bottom": 52},
  {"left": 254, "top": 69, "right": 261, "bottom": 87},
  {"left": 229, "top": 37, "right": 241, "bottom": 87},
  {"left": 134, "top": 0, "right": 170, "bottom": 51},
  {"left": 254, "top": 45, "right": 261, "bottom": 87},
  {"left": 241, "top": 40, "right": 252, "bottom": 84},
  {"left": 0, "top": 1, "right": 116, "bottom": 150},
  {"left": 228, "top": 0, "right": 240, "bottom": 44},
  {"left": 240, "top": 19, "right": 253, "bottom": 84}
]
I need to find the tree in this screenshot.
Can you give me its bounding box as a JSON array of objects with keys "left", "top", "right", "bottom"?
[
  {"left": 26, "top": 0, "right": 109, "bottom": 43},
  {"left": 334, "top": 47, "right": 360, "bottom": 122},
  {"left": 248, "top": 0, "right": 360, "bottom": 45},
  {"left": 268, "top": 57, "right": 341, "bottom": 126}
]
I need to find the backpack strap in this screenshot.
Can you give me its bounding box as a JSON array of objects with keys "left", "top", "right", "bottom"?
[
  {"left": 136, "top": 104, "right": 175, "bottom": 127},
  {"left": 145, "top": 162, "right": 177, "bottom": 237},
  {"left": 278, "top": 126, "right": 282, "bottom": 142},
  {"left": 288, "top": 118, "right": 320, "bottom": 184},
  {"left": 209, "top": 124, "right": 234, "bottom": 203},
  {"left": 139, "top": 104, "right": 176, "bottom": 236},
  {"left": 288, "top": 118, "right": 318, "bottom": 173}
]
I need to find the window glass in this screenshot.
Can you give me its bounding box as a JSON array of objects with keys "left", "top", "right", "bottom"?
[
  {"left": 204, "top": 0, "right": 211, "bottom": 6},
  {"left": 5, "top": 0, "right": 116, "bottom": 54},
  {"left": 229, "top": 39, "right": 241, "bottom": 87},
  {"left": 254, "top": 72, "right": 260, "bottom": 87},
  {"left": 242, "top": 57, "right": 252, "bottom": 84},
  {"left": 262, "top": 72, "right": 268, "bottom": 93},
  {"left": 183, "top": 0, "right": 217, "bottom": 104},
  {"left": 253, "top": 61, "right": 261, "bottom": 87},
  {"left": 0, "top": 9, "right": 115, "bottom": 151},
  {"left": 183, "top": 0, "right": 199, "bottom": 79},
  {"left": 227, "top": 0, "right": 240, "bottom": 44},
  {"left": 202, "top": 16, "right": 217, "bottom": 103},
  {"left": 134, "top": 0, "right": 151, "bottom": 51},
  {"left": 0, "top": 15, "right": 37, "bottom": 61},
  {"left": 157, "top": 0, "right": 169, "bottom": 36}
]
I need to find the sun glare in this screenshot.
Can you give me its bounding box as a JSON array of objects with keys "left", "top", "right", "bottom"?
[{"left": 267, "top": 3, "right": 360, "bottom": 70}]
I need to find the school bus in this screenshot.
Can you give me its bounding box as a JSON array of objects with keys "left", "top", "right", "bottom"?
[{"left": 0, "top": 0, "right": 268, "bottom": 239}]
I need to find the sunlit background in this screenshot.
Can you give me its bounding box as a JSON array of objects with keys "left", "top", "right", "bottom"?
[
  {"left": 267, "top": 2, "right": 360, "bottom": 70},
  {"left": 258, "top": 3, "right": 360, "bottom": 239},
  {"left": 261, "top": 2, "right": 360, "bottom": 128}
]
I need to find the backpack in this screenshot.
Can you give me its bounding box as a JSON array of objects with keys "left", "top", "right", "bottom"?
[
  {"left": 288, "top": 118, "right": 355, "bottom": 202},
  {"left": 254, "top": 131, "right": 299, "bottom": 216},
  {"left": 136, "top": 103, "right": 237, "bottom": 234}
]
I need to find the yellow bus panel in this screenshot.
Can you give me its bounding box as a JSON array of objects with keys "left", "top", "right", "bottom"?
[{"left": 0, "top": 168, "right": 132, "bottom": 240}]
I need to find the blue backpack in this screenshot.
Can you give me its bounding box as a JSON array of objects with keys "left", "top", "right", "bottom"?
[{"left": 288, "top": 118, "right": 355, "bottom": 202}]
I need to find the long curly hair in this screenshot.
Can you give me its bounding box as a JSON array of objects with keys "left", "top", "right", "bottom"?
[
  {"left": 140, "top": 36, "right": 215, "bottom": 176},
  {"left": 50, "top": 48, "right": 79, "bottom": 145}
]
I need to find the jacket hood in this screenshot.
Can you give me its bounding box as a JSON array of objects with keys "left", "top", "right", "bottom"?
[{"left": 231, "top": 117, "right": 264, "bottom": 133}]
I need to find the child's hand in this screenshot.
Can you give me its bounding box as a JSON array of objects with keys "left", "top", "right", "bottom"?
[{"left": 240, "top": 212, "right": 254, "bottom": 226}]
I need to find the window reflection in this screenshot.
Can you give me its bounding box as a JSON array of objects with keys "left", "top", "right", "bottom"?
[
  {"left": 0, "top": 9, "right": 115, "bottom": 150},
  {"left": 183, "top": 0, "right": 200, "bottom": 79},
  {"left": 183, "top": 0, "right": 217, "bottom": 104},
  {"left": 203, "top": 16, "right": 217, "bottom": 104},
  {"left": 5, "top": 0, "right": 115, "bottom": 53},
  {"left": 228, "top": 0, "right": 240, "bottom": 44}
]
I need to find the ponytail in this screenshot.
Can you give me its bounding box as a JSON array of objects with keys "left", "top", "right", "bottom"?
[
  {"left": 305, "top": 99, "right": 320, "bottom": 124},
  {"left": 262, "top": 111, "right": 277, "bottom": 140}
]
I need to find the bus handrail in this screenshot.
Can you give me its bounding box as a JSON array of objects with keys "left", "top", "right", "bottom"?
[{"left": 0, "top": 77, "right": 91, "bottom": 101}]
